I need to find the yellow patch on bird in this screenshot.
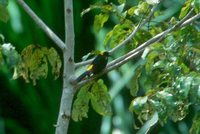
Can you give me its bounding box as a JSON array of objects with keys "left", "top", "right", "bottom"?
[{"left": 87, "top": 64, "right": 93, "bottom": 71}]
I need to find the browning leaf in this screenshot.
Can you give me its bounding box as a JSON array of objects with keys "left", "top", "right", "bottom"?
[{"left": 90, "top": 79, "right": 112, "bottom": 116}]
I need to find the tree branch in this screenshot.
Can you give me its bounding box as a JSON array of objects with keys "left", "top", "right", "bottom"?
[
  {"left": 17, "top": 0, "right": 66, "bottom": 50},
  {"left": 75, "top": 5, "right": 158, "bottom": 68},
  {"left": 75, "top": 10, "right": 200, "bottom": 88},
  {"left": 55, "top": 0, "right": 75, "bottom": 134}
]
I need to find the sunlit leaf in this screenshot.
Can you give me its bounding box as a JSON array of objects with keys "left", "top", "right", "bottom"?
[
  {"left": 156, "top": 90, "right": 174, "bottom": 106},
  {"left": 90, "top": 79, "right": 112, "bottom": 115},
  {"left": 176, "top": 76, "right": 193, "bottom": 99},
  {"left": 72, "top": 82, "right": 93, "bottom": 121},
  {"left": 94, "top": 13, "right": 109, "bottom": 32},
  {"left": 103, "top": 19, "right": 133, "bottom": 48},
  {"left": 146, "top": 0, "right": 160, "bottom": 5},
  {"left": 1, "top": 43, "right": 20, "bottom": 68},
  {"left": 129, "top": 96, "right": 148, "bottom": 114},
  {"left": 114, "top": 3, "right": 125, "bottom": 14},
  {"left": 179, "top": 0, "right": 192, "bottom": 19},
  {"left": 127, "top": 7, "right": 137, "bottom": 16},
  {"left": 134, "top": 2, "right": 149, "bottom": 16}
]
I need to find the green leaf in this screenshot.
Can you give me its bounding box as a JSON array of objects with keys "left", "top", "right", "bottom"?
[
  {"left": 134, "top": 2, "right": 149, "bottom": 16},
  {"left": 46, "top": 47, "right": 61, "bottom": 79},
  {"left": 13, "top": 45, "right": 61, "bottom": 85},
  {"left": 146, "top": 0, "right": 160, "bottom": 5},
  {"left": 189, "top": 73, "right": 200, "bottom": 102},
  {"left": 176, "top": 76, "right": 193, "bottom": 99},
  {"left": 127, "top": 7, "right": 137, "bottom": 16},
  {"left": 29, "top": 46, "right": 48, "bottom": 85},
  {"left": 94, "top": 13, "right": 109, "bottom": 32},
  {"left": 1, "top": 43, "right": 21, "bottom": 68},
  {"left": 145, "top": 50, "right": 160, "bottom": 74},
  {"left": 114, "top": 3, "right": 125, "bottom": 14},
  {"left": 179, "top": 0, "right": 192, "bottom": 19},
  {"left": 90, "top": 79, "right": 112, "bottom": 115},
  {"left": 156, "top": 90, "right": 174, "bottom": 106},
  {"left": 81, "top": 4, "right": 113, "bottom": 17},
  {"left": 130, "top": 66, "right": 143, "bottom": 96},
  {"left": 0, "top": 5, "right": 9, "bottom": 22},
  {"left": 103, "top": 19, "right": 133, "bottom": 48},
  {"left": 72, "top": 83, "right": 92, "bottom": 121},
  {"left": 194, "top": 0, "right": 200, "bottom": 13},
  {"left": 129, "top": 96, "right": 148, "bottom": 114},
  {"left": 189, "top": 112, "right": 200, "bottom": 134}
]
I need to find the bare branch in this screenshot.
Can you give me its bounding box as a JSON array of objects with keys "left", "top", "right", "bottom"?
[
  {"left": 17, "top": 0, "right": 66, "bottom": 50},
  {"left": 180, "top": 11, "right": 200, "bottom": 27},
  {"left": 75, "top": 58, "right": 93, "bottom": 68}
]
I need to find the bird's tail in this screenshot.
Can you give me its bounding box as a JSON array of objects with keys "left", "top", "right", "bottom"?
[{"left": 76, "top": 71, "right": 89, "bottom": 83}]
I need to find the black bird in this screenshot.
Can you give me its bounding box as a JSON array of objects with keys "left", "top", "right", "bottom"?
[{"left": 76, "top": 51, "right": 109, "bottom": 82}]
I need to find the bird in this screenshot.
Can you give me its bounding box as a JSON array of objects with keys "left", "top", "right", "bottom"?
[{"left": 76, "top": 51, "right": 110, "bottom": 82}]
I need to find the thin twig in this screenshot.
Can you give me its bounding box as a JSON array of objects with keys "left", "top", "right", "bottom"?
[
  {"left": 75, "top": 10, "right": 200, "bottom": 88},
  {"left": 75, "top": 58, "right": 93, "bottom": 68},
  {"left": 17, "top": 0, "right": 66, "bottom": 50}
]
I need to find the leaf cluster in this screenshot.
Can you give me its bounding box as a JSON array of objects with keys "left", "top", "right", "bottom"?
[
  {"left": 13, "top": 45, "right": 62, "bottom": 85},
  {"left": 0, "top": 39, "right": 61, "bottom": 85},
  {"left": 77, "top": 1, "right": 200, "bottom": 132},
  {"left": 129, "top": 25, "right": 200, "bottom": 132},
  {"left": 72, "top": 79, "right": 112, "bottom": 121},
  {"left": 82, "top": 1, "right": 155, "bottom": 49}
]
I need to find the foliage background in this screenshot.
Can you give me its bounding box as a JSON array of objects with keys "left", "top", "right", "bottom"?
[{"left": 0, "top": 0, "right": 198, "bottom": 134}]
